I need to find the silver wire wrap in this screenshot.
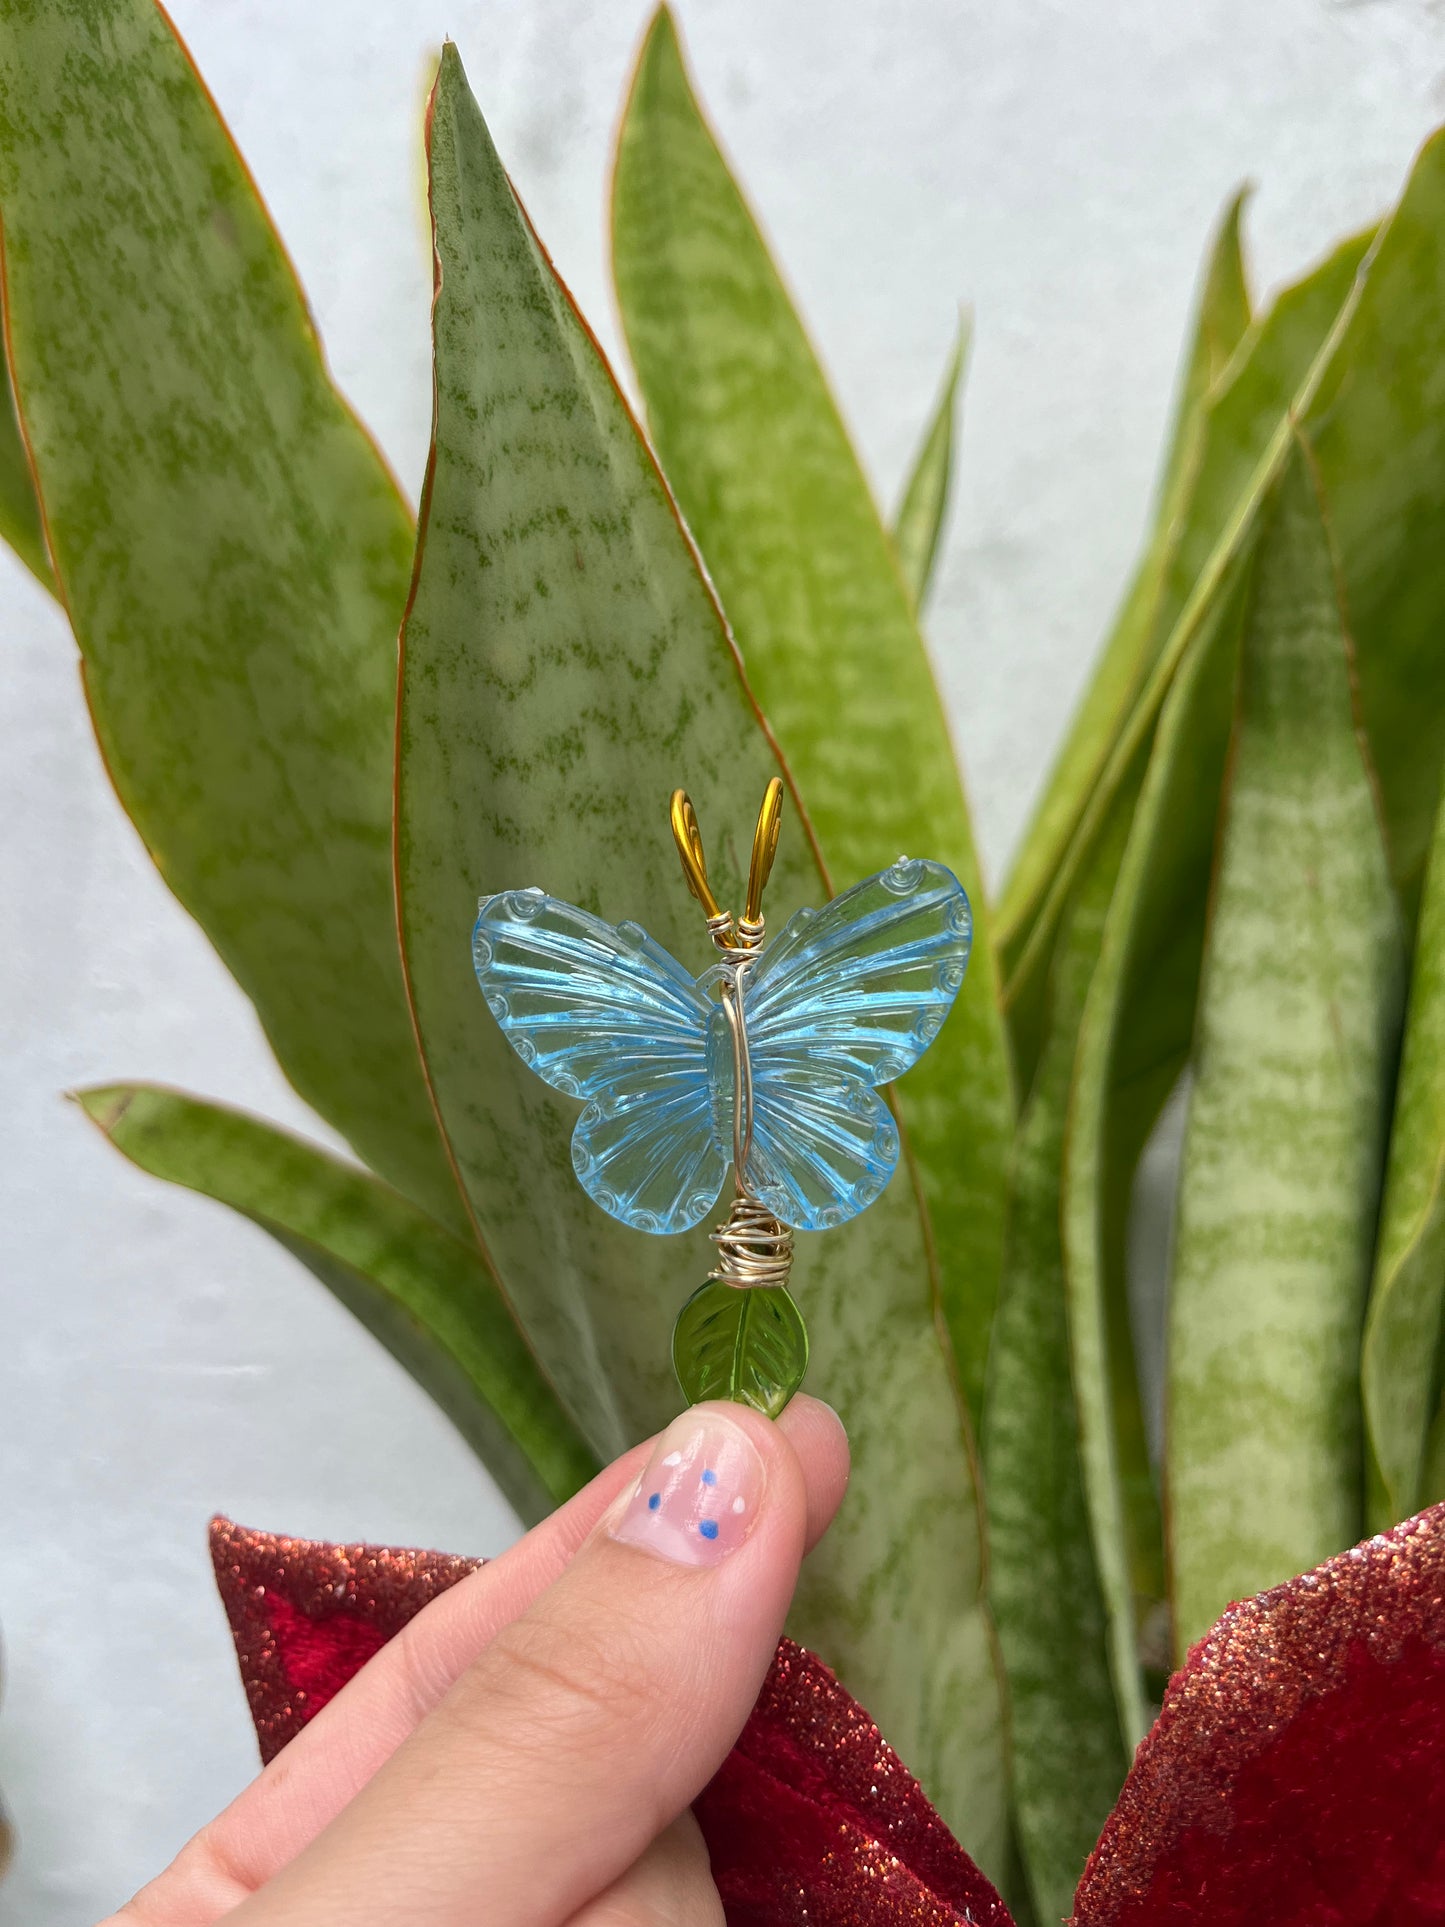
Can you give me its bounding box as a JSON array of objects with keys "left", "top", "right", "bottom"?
[{"left": 708, "top": 949, "right": 794, "bottom": 1291}]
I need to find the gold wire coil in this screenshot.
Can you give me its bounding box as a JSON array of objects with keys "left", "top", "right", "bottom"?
[{"left": 709, "top": 1192, "right": 795, "bottom": 1290}]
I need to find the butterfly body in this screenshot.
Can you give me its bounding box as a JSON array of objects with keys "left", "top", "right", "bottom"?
[{"left": 473, "top": 853, "right": 971, "bottom": 1237}]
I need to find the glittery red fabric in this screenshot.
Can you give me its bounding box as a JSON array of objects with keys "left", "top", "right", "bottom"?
[
  {"left": 1073, "top": 1502, "right": 1445, "bottom": 1926},
  {"left": 211, "top": 1505, "right": 1445, "bottom": 1925},
  {"left": 209, "top": 1518, "right": 1010, "bottom": 1927}
]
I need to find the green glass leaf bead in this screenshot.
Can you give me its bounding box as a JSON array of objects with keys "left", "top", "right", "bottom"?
[{"left": 672, "top": 1279, "right": 809, "bottom": 1419}]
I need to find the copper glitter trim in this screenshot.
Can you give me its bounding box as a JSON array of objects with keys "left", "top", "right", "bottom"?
[
  {"left": 1072, "top": 1500, "right": 1445, "bottom": 1923},
  {"left": 208, "top": 1516, "right": 481, "bottom": 1764}
]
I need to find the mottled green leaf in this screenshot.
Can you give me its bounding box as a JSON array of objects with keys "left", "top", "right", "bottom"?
[
  {"left": 0, "top": 0, "right": 460, "bottom": 1229},
  {"left": 891, "top": 316, "right": 969, "bottom": 609},
  {"left": 984, "top": 227, "right": 1367, "bottom": 1838},
  {"left": 995, "top": 128, "right": 1443, "bottom": 1697},
  {"left": 1005, "top": 225, "right": 1369, "bottom": 1088},
  {"left": 672, "top": 1279, "right": 808, "bottom": 1418},
  {"left": 1062, "top": 544, "right": 1255, "bottom": 1729},
  {"left": 1301, "top": 166, "right": 1445, "bottom": 929},
  {"left": 0, "top": 354, "right": 51, "bottom": 591},
  {"left": 1424, "top": 1391, "right": 1445, "bottom": 1506},
  {"left": 75, "top": 1083, "right": 597, "bottom": 1521},
  {"left": 395, "top": 46, "right": 1005, "bottom": 1865},
  {"left": 1363, "top": 788, "right": 1445, "bottom": 1526},
  {"left": 612, "top": 5, "right": 1012, "bottom": 1424},
  {"left": 996, "top": 191, "right": 1252, "bottom": 979},
  {"left": 1166, "top": 445, "right": 1403, "bottom": 1653},
  {"left": 984, "top": 790, "right": 1136, "bottom": 1923}
]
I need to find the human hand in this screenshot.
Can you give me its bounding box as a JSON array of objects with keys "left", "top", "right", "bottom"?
[{"left": 109, "top": 1395, "right": 850, "bottom": 1926}]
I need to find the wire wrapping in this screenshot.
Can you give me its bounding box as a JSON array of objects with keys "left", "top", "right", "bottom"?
[
  {"left": 709, "top": 1192, "right": 794, "bottom": 1290},
  {"left": 709, "top": 949, "right": 795, "bottom": 1291}
]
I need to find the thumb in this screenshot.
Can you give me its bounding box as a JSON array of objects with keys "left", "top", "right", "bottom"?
[{"left": 231, "top": 1396, "right": 849, "bottom": 1927}]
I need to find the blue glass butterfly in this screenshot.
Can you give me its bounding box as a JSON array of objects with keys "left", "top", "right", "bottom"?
[{"left": 472, "top": 782, "right": 971, "bottom": 1241}]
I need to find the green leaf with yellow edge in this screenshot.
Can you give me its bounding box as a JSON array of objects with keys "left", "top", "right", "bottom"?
[
  {"left": 995, "top": 191, "right": 1252, "bottom": 978},
  {"left": 611, "top": 5, "right": 1012, "bottom": 1424},
  {"left": 1004, "top": 224, "right": 1370, "bottom": 1088},
  {"left": 1363, "top": 788, "right": 1445, "bottom": 1527},
  {"left": 396, "top": 45, "right": 1006, "bottom": 1869},
  {"left": 0, "top": 0, "right": 460, "bottom": 1231},
  {"left": 0, "top": 357, "right": 51, "bottom": 591},
  {"left": 891, "top": 317, "right": 969, "bottom": 610},
  {"left": 75, "top": 1083, "right": 597, "bottom": 1522},
  {"left": 1166, "top": 443, "right": 1403, "bottom": 1653}
]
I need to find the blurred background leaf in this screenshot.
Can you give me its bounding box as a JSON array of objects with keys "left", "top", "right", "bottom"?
[
  {"left": 395, "top": 44, "right": 1007, "bottom": 1868},
  {"left": 0, "top": 0, "right": 461, "bottom": 1231},
  {"left": 1061, "top": 548, "right": 1255, "bottom": 1701},
  {"left": 891, "top": 316, "right": 969, "bottom": 610},
  {"left": 994, "top": 194, "right": 1252, "bottom": 992},
  {"left": 1001, "top": 223, "right": 1370, "bottom": 1087},
  {"left": 612, "top": 4, "right": 1012, "bottom": 1426},
  {"left": 76, "top": 1083, "right": 596, "bottom": 1521},
  {"left": 1166, "top": 443, "right": 1402, "bottom": 1652},
  {"left": 1363, "top": 787, "right": 1445, "bottom": 1528}
]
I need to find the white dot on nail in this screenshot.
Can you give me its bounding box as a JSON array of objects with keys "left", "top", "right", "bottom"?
[
  {"left": 732, "top": 1496, "right": 746, "bottom": 1513},
  {"left": 662, "top": 1451, "right": 683, "bottom": 1467}
]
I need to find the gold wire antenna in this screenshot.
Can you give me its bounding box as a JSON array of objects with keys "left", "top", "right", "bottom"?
[
  {"left": 743, "top": 778, "right": 784, "bottom": 930},
  {"left": 670, "top": 781, "right": 786, "bottom": 950},
  {"left": 669, "top": 788, "right": 724, "bottom": 924}
]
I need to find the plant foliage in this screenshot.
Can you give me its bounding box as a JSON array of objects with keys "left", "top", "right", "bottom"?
[{"left": 5, "top": 4, "right": 1445, "bottom": 1919}]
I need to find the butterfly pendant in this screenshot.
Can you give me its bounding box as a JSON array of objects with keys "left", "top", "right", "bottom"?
[{"left": 472, "top": 780, "right": 972, "bottom": 1414}]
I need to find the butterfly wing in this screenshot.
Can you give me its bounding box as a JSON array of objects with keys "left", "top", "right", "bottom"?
[
  {"left": 737, "top": 857, "right": 972, "bottom": 1230},
  {"left": 473, "top": 889, "right": 725, "bottom": 1234}
]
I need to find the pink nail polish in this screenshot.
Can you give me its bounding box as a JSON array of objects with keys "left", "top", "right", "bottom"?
[{"left": 611, "top": 1408, "right": 765, "bottom": 1566}]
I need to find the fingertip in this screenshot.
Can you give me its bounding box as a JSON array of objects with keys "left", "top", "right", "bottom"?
[
  {"left": 641, "top": 1396, "right": 848, "bottom": 1560},
  {"left": 777, "top": 1394, "right": 850, "bottom": 1549}
]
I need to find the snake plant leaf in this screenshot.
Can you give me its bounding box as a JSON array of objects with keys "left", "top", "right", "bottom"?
[
  {"left": 983, "top": 792, "right": 1136, "bottom": 1924},
  {"left": 1061, "top": 543, "right": 1256, "bottom": 1737},
  {"left": 1166, "top": 444, "right": 1403, "bottom": 1654},
  {"left": 396, "top": 45, "right": 1006, "bottom": 1866},
  {"left": 1300, "top": 155, "right": 1445, "bottom": 932},
  {"left": 891, "top": 316, "right": 970, "bottom": 609},
  {"left": 0, "top": 0, "right": 461, "bottom": 1232},
  {"left": 672, "top": 1279, "right": 809, "bottom": 1418},
  {"left": 1004, "top": 226, "right": 1370, "bottom": 1089},
  {"left": 1426, "top": 1394, "right": 1445, "bottom": 1506},
  {"left": 1046, "top": 114, "right": 1445, "bottom": 1061},
  {"left": 986, "top": 234, "right": 1364, "bottom": 1795},
  {"left": 983, "top": 557, "right": 1253, "bottom": 1904},
  {"left": 611, "top": 5, "right": 1012, "bottom": 1423},
  {"left": 997, "top": 130, "right": 1443, "bottom": 1690},
  {"left": 75, "top": 1083, "right": 597, "bottom": 1522},
  {"left": 0, "top": 355, "right": 51, "bottom": 592},
  {"left": 1362, "top": 789, "right": 1445, "bottom": 1527},
  {"left": 995, "top": 191, "right": 1252, "bottom": 979}
]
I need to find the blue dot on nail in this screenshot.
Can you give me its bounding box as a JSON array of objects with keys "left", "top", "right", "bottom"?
[
  {"left": 699, "top": 1519, "right": 720, "bottom": 1540},
  {"left": 647, "top": 1492, "right": 661, "bottom": 1511},
  {"left": 700, "top": 1468, "right": 718, "bottom": 1486}
]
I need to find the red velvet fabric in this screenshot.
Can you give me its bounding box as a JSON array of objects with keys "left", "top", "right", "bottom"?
[
  {"left": 209, "top": 1518, "right": 1009, "bottom": 1927},
  {"left": 210, "top": 1503, "right": 1445, "bottom": 1925},
  {"left": 1073, "top": 1503, "right": 1445, "bottom": 1926}
]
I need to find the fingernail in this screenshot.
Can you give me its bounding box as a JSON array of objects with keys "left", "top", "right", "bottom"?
[{"left": 611, "top": 1408, "right": 766, "bottom": 1566}]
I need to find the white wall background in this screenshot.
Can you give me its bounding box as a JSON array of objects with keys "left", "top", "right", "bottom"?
[{"left": 3, "top": 1, "right": 1444, "bottom": 1916}]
